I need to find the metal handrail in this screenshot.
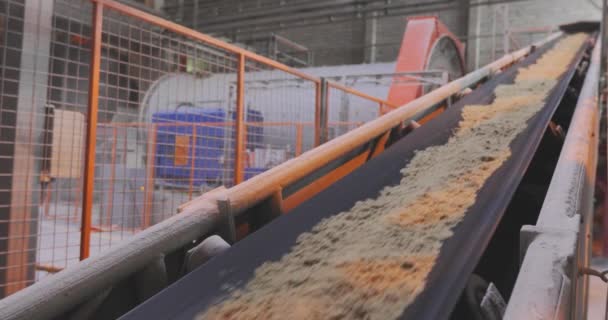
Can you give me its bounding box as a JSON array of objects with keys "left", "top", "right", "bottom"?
[
  {"left": 225, "top": 33, "right": 561, "bottom": 214},
  {"left": 0, "top": 31, "right": 561, "bottom": 320},
  {"left": 79, "top": 0, "right": 397, "bottom": 260}
]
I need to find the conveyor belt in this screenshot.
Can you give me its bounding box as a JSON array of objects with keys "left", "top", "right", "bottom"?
[{"left": 121, "top": 35, "right": 590, "bottom": 320}]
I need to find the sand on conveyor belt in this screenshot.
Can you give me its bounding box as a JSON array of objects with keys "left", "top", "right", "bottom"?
[{"left": 198, "top": 34, "right": 588, "bottom": 320}]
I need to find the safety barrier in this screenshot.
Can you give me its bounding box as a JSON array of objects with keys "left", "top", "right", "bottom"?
[
  {"left": 0, "top": 15, "right": 564, "bottom": 319},
  {"left": 0, "top": 0, "right": 395, "bottom": 296}
]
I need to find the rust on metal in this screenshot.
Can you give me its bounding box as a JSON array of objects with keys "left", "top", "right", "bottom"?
[{"left": 34, "top": 264, "right": 63, "bottom": 274}]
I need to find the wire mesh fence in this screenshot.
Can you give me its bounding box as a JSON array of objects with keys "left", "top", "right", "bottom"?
[
  {"left": 0, "top": 0, "right": 95, "bottom": 296},
  {"left": 88, "top": 6, "right": 243, "bottom": 257},
  {"left": 0, "top": 0, "right": 397, "bottom": 297},
  {"left": 243, "top": 58, "right": 317, "bottom": 173},
  {"left": 326, "top": 84, "right": 379, "bottom": 140}
]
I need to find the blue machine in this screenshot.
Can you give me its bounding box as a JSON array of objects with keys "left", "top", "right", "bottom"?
[{"left": 152, "top": 106, "right": 264, "bottom": 188}]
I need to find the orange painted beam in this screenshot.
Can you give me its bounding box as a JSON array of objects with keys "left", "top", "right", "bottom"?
[
  {"left": 80, "top": 2, "right": 103, "bottom": 260},
  {"left": 234, "top": 54, "right": 246, "bottom": 185}
]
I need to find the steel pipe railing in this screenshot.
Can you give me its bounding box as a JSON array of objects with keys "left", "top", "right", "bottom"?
[
  {"left": 226, "top": 32, "right": 562, "bottom": 214},
  {"left": 76, "top": 0, "right": 396, "bottom": 266},
  {"left": 0, "top": 31, "right": 562, "bottom": 320}
]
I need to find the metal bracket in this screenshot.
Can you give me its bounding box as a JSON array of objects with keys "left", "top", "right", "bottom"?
[
  {"left": 217, "top": 197, "right": 237, "bottom": 244},
  {"left": 506, "top": 226, "right": 578, "bottom": 319},
  {"left": 519, "top": 224, "right": 578, "bottom": 266},
  {"left": 579, "top": 267, "right": 608, "bottom": 282},
  {"left": 548, "top": 121, "right": 565, "bottom": 140},
  {"left": 319, "top": 78, "right": 329, "bottom": 144},
  {"left": 518, "top": 225, "right": 537, "bottom": 265}
]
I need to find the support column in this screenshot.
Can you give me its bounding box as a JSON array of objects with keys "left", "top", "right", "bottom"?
[
  {"left": 0, "top": 0, "right": 53, "bottom": 297},
  {"left": 467, "top": 2, "right": 483, "bottom": 71},
  {"left": 363, "top": 11, "right": 378, "bottom": 64},
  {"left": 600, "top": 0, "right": 607, "bottom": 89}
]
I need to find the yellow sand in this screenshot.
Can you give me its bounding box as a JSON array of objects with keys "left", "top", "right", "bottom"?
[{"left": 198, "top": 33, "right": 588, "bottom": 320}]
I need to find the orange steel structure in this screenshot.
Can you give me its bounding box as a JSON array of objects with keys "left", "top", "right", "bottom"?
[
  {"left": 0, "top": 0, "right": 558, "bottom": 298},
  {"left": 208, "top": 33, "right": 561, "bottom": 221},
  {"left": 176, "top": 34, "right": 562, "bottom": 241},
  {"left": 0, "top": 0, "right": 400, "bottom": 296},
  {"left": 0, "top": 0, "right": 552, "bottom": 299},
  {"left": 77, "top": 0, "right": 396, "bottom": 264},
  {"left": 388, "top": 16, "right": 465, "bottom": 106},
  {"left": 0, "top": 0, "right": 550, "bottom": 296},
  {"left": 0, "top": 0, "right": 563, "bottom": 307},
  {"left": 0, "top": 30, "right": 562, "bottom": 318},
  {"left": 80, "top": 1, "right": 104, "bottom": 260},
  {"left": 50, "top": 121, "right": 361, "bottom": 234}
]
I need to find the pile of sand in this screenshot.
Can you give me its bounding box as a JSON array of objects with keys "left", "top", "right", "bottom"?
[{"left": 198, "top": 34, "right": 588, "bottom": 320}]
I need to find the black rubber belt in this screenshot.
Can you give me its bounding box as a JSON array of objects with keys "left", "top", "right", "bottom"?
[{"left": 120, "top": 35, "right": 590, "bottom": 320}]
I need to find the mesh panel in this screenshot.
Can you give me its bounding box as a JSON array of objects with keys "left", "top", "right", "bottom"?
[{"left": 0, "top": 0, "right": 396, "bottom": 297}]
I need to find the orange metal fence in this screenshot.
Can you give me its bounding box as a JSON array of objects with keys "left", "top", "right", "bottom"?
[
  {"left": 0, "top": 0, "right": 395, "bottom": 297},
  {"left": 74, "top": 120, "right": 362, "bottom": 234},
  {"left": 0, "top": 0, "right": 94, "bottom": 296}
]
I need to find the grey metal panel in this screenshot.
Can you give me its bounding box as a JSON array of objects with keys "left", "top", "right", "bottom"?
[{"left": 504, "top": 39, "right": 601, "bottom": 320}]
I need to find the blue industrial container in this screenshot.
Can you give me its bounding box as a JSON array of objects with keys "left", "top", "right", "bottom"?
[{"left": 152, "top": 106, "right": 264, "bottom": 188}]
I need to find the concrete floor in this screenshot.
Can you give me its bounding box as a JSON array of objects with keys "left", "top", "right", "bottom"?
[
  {"left": 35, "top": 204, "right": 136, "bottom": 281},
  {"left": 34, "top": 195, "right": 183, "bottom": 281}
]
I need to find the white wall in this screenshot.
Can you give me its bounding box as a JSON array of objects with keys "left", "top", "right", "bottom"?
[{"left": 468, "top": 0, "right": 601, "bottom": 70}]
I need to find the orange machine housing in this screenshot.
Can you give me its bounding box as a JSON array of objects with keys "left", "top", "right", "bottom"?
[{"left": 387, "top": 16, "right": 466, "bottom": 108}]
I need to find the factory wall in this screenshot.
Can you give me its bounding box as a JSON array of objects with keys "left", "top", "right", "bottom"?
[
  {"left": 163, "top": 0, "right": 601, "bottom": 70},
  {"left": 468, "top": 0, "right": 601, "bottom": 70},
  {"left": 276, "top": 2, "right": 469, "bottom": 65},
  {"left": 372, "top": 4, "right": 470, "bottom": 64},
  {"left": 162, "top": 0, "right": 470, "bottom": 66},
  {"left": 275, "top": 19, "right": 366, "bottom": 66}
]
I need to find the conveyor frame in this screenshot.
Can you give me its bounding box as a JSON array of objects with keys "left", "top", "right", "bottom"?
[
  {"left": 119, "top": 33, "right": 593, "bottom": 320},
  {"left": 0, "top": 33, "right": 563, "bottom": 320},
  {"left": 504, "top": 38, "right": 602, "bottom": 320}
]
